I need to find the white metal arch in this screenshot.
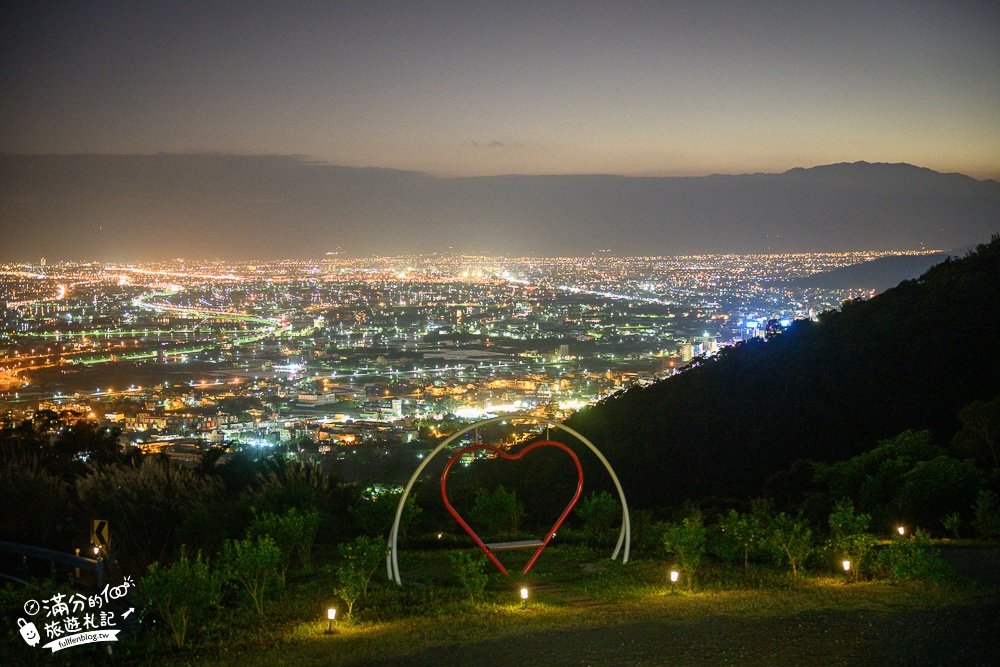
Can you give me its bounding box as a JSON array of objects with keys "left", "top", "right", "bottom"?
[{"left": 387, "top": 413, "right": 630, "bottom": 584}]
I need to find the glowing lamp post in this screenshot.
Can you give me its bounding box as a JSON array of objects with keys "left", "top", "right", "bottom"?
[
  {"left": 670, "top": 569, "right": 679, "bottom": 594},
  {"left": 897, "top": 526, "right": 905, "bottom": 536},
  {"left": 326, "top": 607, "right": 337, "bottom": 634},
  {"left": 520, "top": 587, "right": 529, "bottom": 607}
]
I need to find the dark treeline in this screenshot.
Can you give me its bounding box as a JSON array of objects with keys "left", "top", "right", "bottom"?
[{"left": 0, "top": 416, "right": 379, "bottom": 577}]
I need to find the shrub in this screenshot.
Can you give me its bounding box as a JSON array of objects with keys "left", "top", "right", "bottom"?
[
  {"left": 973, "top": 489, "right": 1000, "bottom": 539},
  {"left": 941, "top": 511, "right": 963, "bottom": 539},
  {"left": 0, "top": 457, "right": 73, "bottom": 549},
  {"left": 469, "top": 485, "right": 523, "bottom": 540},
  {"left": 448, "top": 549, "right": 489, "bottom": 602},
  {"left": 662, "top": 509, "right": 706, "bottom": 591},
  {"left": 575, "top": 491, "right": 621, "bottom": 547},
  {"left": 141, "top": 549, "right": 221, "bottom": 648},
  {"left": 249, "top": 459, "right": 347, "bottom": 519},
  {"left": 0, "top": 577, "right": 60, "bottom": 665},
  {"left": 76, "top": 458, "right": 223, "bottom": 575},
  {"left": 220, "top": 535, "right": 282, "bottom": 616},
  {"left": 350, "top": 488, "right": 422, "bottom": 541},
  {"left": 247, "top": 507, "right": 321, "bottom": 585},
  {"left": 630, "top": 510, "right": 667, "bottom": 553},
  {"left": 873, "top": 529, "right": 952, "bottom": 582},
  {"left": 828, "top": 499, "right": 876, "bottom": 582}
]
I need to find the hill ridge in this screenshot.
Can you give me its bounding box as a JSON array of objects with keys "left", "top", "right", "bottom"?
[
  {"left": 2, "top": 154, "right": 998, "bottom": 260},
  {"left": 565, "top": 236, "right": 1000, "bottom": 508}
]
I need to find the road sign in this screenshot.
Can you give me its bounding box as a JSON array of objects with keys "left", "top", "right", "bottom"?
[{"left": 91, "top": 520, "right": 109, "bottom": 548}]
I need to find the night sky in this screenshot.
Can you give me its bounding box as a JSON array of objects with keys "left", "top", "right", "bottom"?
[
  {"left": 1, "top": 2, "right": 999, "bottom": 261},
  {"left": 3, "top": 1, "right": 998, "bottom": 179}
]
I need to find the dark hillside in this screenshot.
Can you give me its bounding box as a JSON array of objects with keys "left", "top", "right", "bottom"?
[
  {"left": 565, "top": 236, "right": 1000, "bottom": 509},
  {"left": 790, "top": 252, "right": 950, "bottom": 292}
]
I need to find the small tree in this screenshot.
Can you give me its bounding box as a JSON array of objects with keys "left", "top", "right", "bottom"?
[
  {"left": 141, "top": 549, "right": 221, "bottom": 648},
  {"left": 350, "top": 489, "right": 422, "bottom": 540},
  {"left": 973, "top": 489, "right": 1000, "bottom": 539},
  {"left": 247, "top": 507, "right": 321, "bottom": 585},
  {"left": 335, "top": 535, "right": 387, "bottom": 615},
  {"left": 828, "top": 499, "right": 876, "bottom": 582},
  {"left": 941, "top": 511, "right": 963, "bottom": 539},
  {"left": 951, "top": 396, "right": 1000, "bottom": 470},
  {"left": 469, "top": 485, "right": 523, "bottom": 540},
  {"left": 448, "top": 550, "right": 489, "bottom": 602},
  {"left": 715, "top": 500, "right": 769, "bottom": 578},
  {"left": 220, "top": 535, "right": 282, "bottom": 616},
  {"left": 575, "top": 490, "right": 621, "bottom": 547},
  {"left": 765, "top": 512, "right": 814, "bottom": 583},
  {"left": 662, "top": 509, "right": 706, "bottom": 591}
]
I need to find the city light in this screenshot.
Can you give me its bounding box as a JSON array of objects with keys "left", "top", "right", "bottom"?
[{"left": 0, "top": 252, "right": 941, "bottom": 483}]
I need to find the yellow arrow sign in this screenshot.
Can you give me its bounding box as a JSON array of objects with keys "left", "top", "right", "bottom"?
[{"left": 91, "top": 520, "right": 109, "bottom": 548}]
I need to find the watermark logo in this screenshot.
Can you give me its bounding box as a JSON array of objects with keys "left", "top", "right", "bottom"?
[
  {"left": 18, "top": 618, "right": 40, "bottom": 647},
  {"left": 16, "top": 576, "right": 134, "bottom": 653}
]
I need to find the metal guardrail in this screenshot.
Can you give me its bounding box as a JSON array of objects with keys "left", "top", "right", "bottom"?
[{"left": 0, "top": 540, "right": 105, "bottom": 589}]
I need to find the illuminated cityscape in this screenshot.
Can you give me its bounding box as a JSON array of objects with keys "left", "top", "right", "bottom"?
[
  {"left": 0, "top": 250, "right": 936, "bottom": 460},
  {"left": 2, "top": 2, "right": 997, "bottom": 661}
]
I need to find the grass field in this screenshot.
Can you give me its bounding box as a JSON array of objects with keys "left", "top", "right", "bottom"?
[
  {"left": 174, "top": 580, "right": 997, "bottom": 666},
  {"left": 141, "top": 545, "right": 998, "bottom": 667}
]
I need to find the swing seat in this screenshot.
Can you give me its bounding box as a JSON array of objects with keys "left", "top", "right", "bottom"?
[{"left": 485, "top": 539, "right": 545, "bottom": 551}]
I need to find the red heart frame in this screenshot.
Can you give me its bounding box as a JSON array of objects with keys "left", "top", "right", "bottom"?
[{"left": 440, "top": 440, "right": 584, "bottom": 575}]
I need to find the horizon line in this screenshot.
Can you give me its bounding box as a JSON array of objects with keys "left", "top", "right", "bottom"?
[{"left": 2, "top": 152, "right": 996, "bottom": 183}]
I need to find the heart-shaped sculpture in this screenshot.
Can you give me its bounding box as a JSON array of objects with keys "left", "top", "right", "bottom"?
[{"left": 440, "top": 440, "right": 583, "bottom": 575}]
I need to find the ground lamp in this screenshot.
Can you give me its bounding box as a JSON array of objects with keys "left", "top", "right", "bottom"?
[
  {"left": 897, "top": 526, "right": 905, "bottom": 536},
  {"left": 326, "top": 607, "right": 337, "bottom": 634},
  {"left": 842, "top": 560, "right": 851, "bottom": 581},
  {"left": 520, "top": 587, "right": 529, "bottom": 607},
  {"left": 670, "top": 569, "right": 679, "bottom": 593}
]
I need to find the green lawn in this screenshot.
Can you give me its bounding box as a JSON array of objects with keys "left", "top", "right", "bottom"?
[
  {"left": 176, "top": 580, "right": 993, "bottom": 666},
  {"left": 133, "top": 545, "right": 996, "bottom": 666}
]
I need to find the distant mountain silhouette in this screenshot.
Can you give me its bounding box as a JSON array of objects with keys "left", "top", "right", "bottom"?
[
  {"left": 1, "top": 154, "right": 998, "bottom": 261},
  {"left": 562, "top": 236, "right": 1000, "bottom": 509}
]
